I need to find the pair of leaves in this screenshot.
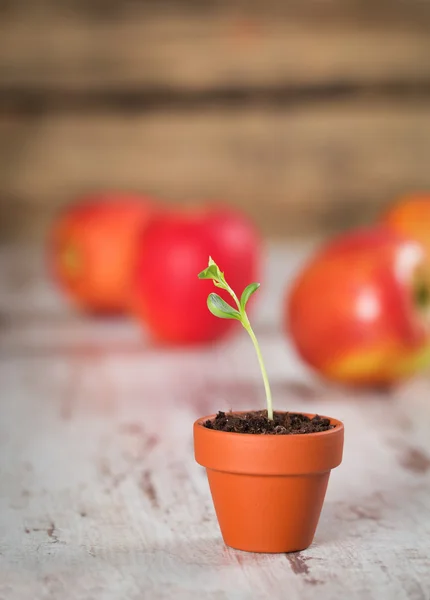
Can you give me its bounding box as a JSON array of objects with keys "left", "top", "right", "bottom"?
[
  {"left": 198, "top": 256, "right": 260, "bottom": 320},
  {"left": 207, "top": 283, "right": 260, "bottom": 321}
]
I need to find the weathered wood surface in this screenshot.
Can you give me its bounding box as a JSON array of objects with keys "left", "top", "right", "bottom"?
[
  {"left": 2, "top": 101, "right": 430, "bottom": 242},
  {"left": 1, "top": 243, "right": 430, "bottom": 599},
  {"left": 1, "top": 0, "right": 430, "bottom": 92}
]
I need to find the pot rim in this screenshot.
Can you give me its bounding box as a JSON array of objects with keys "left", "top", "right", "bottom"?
[
  {"left": 194, "top": 410, "right": 344, "bottom": 439},
  {"left": 194, "top": 410, "right": 344, "bottom": 475}
]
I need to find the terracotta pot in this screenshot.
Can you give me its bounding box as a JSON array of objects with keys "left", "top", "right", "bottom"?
[{"left": 194, "top": 412, "right": 344, "bottom": 553}]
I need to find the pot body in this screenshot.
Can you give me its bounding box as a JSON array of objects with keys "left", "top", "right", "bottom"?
[{"left": 194, "top": 412, "right": 344, "bottom": 553}]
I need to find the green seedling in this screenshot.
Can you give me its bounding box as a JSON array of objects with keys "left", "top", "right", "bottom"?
[{"left": 198, "top": 257, "right": 273, "bottom": 420}]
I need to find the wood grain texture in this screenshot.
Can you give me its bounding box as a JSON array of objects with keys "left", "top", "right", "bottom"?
[
  {"left": 1, "top": 1, "right": 430, "bottom": 92},
  {"left": 2, "top": 0, "right": 430, "bottom": 243},
  {"left": 2, "top": 101, "right": 430, "bottom": 241},
  {"left": 1, "top": 243, "right": 430, "bottom": 599}
]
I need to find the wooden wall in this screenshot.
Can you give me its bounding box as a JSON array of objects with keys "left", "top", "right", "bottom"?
[{"left": 1, "top": 0, "right": 430, "bottom": 241}]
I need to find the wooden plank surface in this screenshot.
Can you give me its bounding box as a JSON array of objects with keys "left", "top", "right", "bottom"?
[
  {"left": 2, "top": 101, "right": 430, "bottom": 242},
  {"left": 1, "top": 1, "right": 430, "bottom": 92},
  {"left": 2, "top": 0, "right": 430, "bottom": 245},
  {"left": 1, "top": 243, "right": 430, "bottom": 599}
]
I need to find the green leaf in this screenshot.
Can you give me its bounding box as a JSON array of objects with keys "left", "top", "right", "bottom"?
[
  {"left": 197, "top": 264, "right": 220, "bottom": 280},
  {"left": 198, "top": 257, "right": 225, "bottom": 281},
  {"left": 207, "top": 293, "right": 241, "bottom": 320},
  {"left": 240, "top": 282, "right": 260, "bottom": 311}
]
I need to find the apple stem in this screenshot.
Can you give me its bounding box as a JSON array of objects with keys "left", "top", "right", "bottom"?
[{"left": 241, "top": 313, "right": 274, "bottom": 421}]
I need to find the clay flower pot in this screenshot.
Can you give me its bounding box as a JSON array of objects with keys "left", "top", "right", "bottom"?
[{"left": 194, "top": 412, "right": 344, "bottom": 553}]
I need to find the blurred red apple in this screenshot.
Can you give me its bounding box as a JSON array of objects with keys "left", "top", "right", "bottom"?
[
  {"left": 130, "top": 206, "right": 261, "bottom": 344},
  {"left": 286, "top": 227, "right": 430, "bottom": 385},
  {"left": 382, "top": 192, "right": 430, "bottom": 258},
  {"left": 50, "top": 193, "right": 155, "bottom": 314}
]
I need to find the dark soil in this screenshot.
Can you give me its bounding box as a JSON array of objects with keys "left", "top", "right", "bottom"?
[{"left": 203, "top": 411, "right": 335, "bottom": 435}]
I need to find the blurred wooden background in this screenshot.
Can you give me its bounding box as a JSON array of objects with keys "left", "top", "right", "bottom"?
[{"left": 1, "top": 0, "right": 430, "bottom": 242}]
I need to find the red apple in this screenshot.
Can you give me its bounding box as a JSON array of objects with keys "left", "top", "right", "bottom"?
[
  {"left": 285, "top": 227, "right": 430, "bottom": 385},
  {"left": 129, "top": 206, "right": 261, "bottom": 344},
  {"left": 50, "top": 193, "right": 155, "bottom": 314},
  {"left": 382, "top": 192, "right": 430, "bottom": 259}
]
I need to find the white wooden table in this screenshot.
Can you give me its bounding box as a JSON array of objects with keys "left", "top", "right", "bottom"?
[{"left": 1, "top": 244, "right": 430, "bottom": 600}]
